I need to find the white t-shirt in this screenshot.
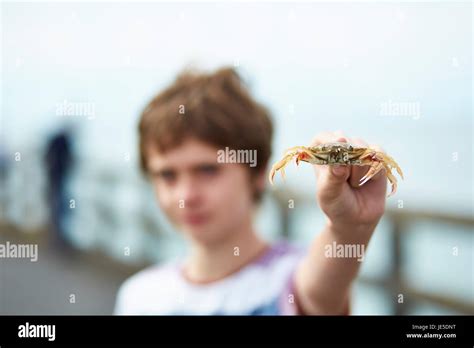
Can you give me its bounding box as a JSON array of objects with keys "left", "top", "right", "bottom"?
[{"left": 114, "top": 241, "right": 305, "bottom": 315}]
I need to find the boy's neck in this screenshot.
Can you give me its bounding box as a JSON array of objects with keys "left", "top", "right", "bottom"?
[{"left": 183, "top": 225, "right": 269, "bottom": 284}]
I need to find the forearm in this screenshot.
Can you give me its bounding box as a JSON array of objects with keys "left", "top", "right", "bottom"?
[
  {"left": 295, "top": 220, "right": 377, "bottom": 315},
  {"left": 292, "top": 131, "right": 388, "bottom": 314}
]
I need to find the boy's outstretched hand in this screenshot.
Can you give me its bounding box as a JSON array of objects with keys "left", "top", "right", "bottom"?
[
  {"left": 312, "top": 131, "right": 387, "bottom": 236},
  {"left": 294, "top": 131, "right": 388, "bottom": 315}
]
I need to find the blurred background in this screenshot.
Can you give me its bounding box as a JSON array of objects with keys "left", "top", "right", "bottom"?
[{"left": 1, "top": 1, "right": 472, "bottom": 315}]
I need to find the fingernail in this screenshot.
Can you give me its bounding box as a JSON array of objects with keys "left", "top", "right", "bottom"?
[{"left": 332, "top": 166, "right": 346, "bottom": 176}]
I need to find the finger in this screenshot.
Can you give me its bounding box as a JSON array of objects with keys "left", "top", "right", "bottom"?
[
  {"left": 317, "top": 163, "right": 350, "bottom": 203},
  {"left": 333, "top": 130, "right": 348, "bottom": 140},
  {"left": 311, "top": 131, "right": 349, "bottom": 179},
  {"left": 313, "top": 131, "right": 351, "bottom": 198}
]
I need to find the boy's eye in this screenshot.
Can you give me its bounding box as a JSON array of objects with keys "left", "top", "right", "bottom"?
[
  {"left": 156, "top": 170, "right": 176, "bottom": 182},
  {"left": 196, "top": 164, "right": 219, "bottom": 176}
]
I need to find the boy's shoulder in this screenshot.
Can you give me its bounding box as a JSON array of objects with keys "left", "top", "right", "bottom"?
[
  {"left": 121, "top": 261, "right": 177, "bottom": 291},
  {"left": 115, "top": 241, "right": 305, "bottom": 315},
  {"left": 114, "top": 260, "right": 180, "bottom": 314},
  {"left": 121, "top": 240, "right": 303, "bottom": 286}
]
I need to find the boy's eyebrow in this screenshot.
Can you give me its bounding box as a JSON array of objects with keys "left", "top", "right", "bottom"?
[
  {"left": 149, "top": 161, "right": 220, "bottom": 175},
  {"left": 190, "top": 162, "right": 221, "bottom": 171},
  {"left": 148, "top": 166, "right": 175, "bottom": 175},
  {"left": 192, "top": 161, "right": 220, "bottom": 167}
]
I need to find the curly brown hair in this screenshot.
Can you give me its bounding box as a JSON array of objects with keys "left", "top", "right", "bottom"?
[{"left": 138, "top": 66, "right": 274, "bottom": 202}]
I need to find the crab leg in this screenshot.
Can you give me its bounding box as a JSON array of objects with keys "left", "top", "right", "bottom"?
[
  {"left": 387, "top": 155, "right": 404, "bottom": 180},
  {"left": 377, "top": 152, "right": 403, "bottom": 196},
  {"left": 358, "top": 151, "right": 402, "bottom": 197},
  {"left": 268, "top": 147, "right": 317, "bottom": 184},
  {"left": 386, "top": 170, "right": 398, "bottom": 197},
  {"left": 358, "top": 150, "right": 383, "bottom": 185},
  {"left": 268, "top": 153, "right": 294, "bottom": 184},
  {"left": 359, "top": 161, "right": 384, "bottom": 186}
]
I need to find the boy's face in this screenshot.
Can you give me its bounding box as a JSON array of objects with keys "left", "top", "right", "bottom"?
[{"left": 146, "top": 138, "right": 259, "bottom": 246}]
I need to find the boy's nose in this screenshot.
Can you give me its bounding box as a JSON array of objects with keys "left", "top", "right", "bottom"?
[{"left": 176, "top": 177, "right": 202, "bottom": 207}]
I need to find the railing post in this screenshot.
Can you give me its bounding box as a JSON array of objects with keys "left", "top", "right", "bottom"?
[
  {"left": 391, "top": 216, "right": 407, "bottom": 315},
  {"left": 278, "top": 198, "right": 291, "bottom": 239}
]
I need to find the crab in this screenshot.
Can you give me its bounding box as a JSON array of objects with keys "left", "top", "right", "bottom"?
[{"left": 268, "top": 142, "right": 404, "bottom": 197}]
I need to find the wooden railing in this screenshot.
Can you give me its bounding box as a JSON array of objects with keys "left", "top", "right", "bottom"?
[
  {"left": 381, "top": 210, "right": 473, "bottom": 314},
  {"left": 270, "top": 188, "right": 474, "bottom": 315}
]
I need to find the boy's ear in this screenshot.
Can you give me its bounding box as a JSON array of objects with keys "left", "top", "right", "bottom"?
[{"left": 252, "top": 164, "right": 269, "bottom": 201}]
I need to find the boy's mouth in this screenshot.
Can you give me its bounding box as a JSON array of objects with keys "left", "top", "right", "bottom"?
[{"left": 182, "top": 214, "right": 210, "bottom": 226}]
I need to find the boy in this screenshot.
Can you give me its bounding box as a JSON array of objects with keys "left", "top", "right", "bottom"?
[{"left": 114, "top": 67, "right": 387, "bottom": 315}]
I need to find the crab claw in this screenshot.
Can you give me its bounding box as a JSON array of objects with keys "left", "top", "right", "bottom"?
[
  {"left": 269, "top": 147, "right": 316, "bottom": 185},
  {"left": 295, "top": 151, "right": 311, "bottom": 166}
]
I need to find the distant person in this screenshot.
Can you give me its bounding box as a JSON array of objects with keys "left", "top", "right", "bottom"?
[
  {"left": 115, "top": 67, "right": 388, "bottom": 315},
  {"left": 44, "top": 126, "right": 75, "bottom": 250}
]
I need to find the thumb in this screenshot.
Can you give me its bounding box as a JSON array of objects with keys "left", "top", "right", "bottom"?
[
  {"left": 317, "top": 165, "right": 350, "bottom": 202},
  {"left": 331, "top": 165, "right": 349, "bottom": 178}
]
